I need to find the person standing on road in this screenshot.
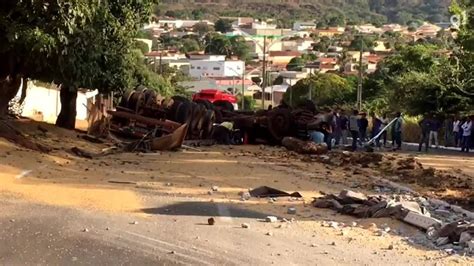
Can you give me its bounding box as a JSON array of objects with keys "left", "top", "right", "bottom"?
[
  {"left": 370, "top": 112, "right": 382, "bottom": 148},
  {"left": 444, "top": 115, "right": 454, "bottom": 147},
  {"left": 358, "top": 112, "right": 369, "bottom": 143},
  {"left": 418, "top": 115, "right": 431, "bottom": 152},
  {"left": 333, "top": 109, "right": 342, "bottom": 146},
  {"left": 349, "top": 110, "right": 360, "bottom": 151},
  {"left": 453, "top": 116, "right": 461, "bottom": 147},
  {"left": 340, "top": 110, "right": 349, "bottom": 145},
  {"left": 428, "top": 115, "right": 441, "bottom": 149},
  {"left": 392, "top": 112, "right": 403, "bottom": 151},
  {"left": 461, "top": 116, "right": 472, "bottom": 153},
  {"left": 380, "top": 113, "right": 389, "bottom": 147}
]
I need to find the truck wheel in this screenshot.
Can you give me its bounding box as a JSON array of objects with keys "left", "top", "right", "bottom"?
[
  {"left": 172, "top": 95, "right": 190, "bottom": 104},
  {"left": 213, "top": 100, "right": 234, "bottom": 112},
  {"left": 201, "top": 110, "right": 216, "bottom": 139},
  {"left": 194, "top": 99, "right": 213, "bottom": 110},
  {"left": 176, "top": 101, "right": 193, "bottom": 125},
  {"left": 267, "top": 109, "right": 291, "bottom": 143}
]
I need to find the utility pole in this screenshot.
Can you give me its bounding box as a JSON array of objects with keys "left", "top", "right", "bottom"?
[
  {"left": 261, "top": 35, "right": 267, "bottom": 109},
  {"left": 241, "top": 73, "right": 245, "bottom": 110},
  {"left": 159, "top": 50, "right": 163, "bottom": 75},
  {"left": 357, "top": 36, "right": 363, "bottom": 111}
]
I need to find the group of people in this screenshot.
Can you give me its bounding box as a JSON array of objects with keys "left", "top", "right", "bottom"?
[
  {"left": 306, "top": 109, "right": 474, "bottom": 153},
  {"left": 418, "top": 114, "right": 473, "bottom": 153},
  {"left": 307, "top": 109, "right": 403, "bottom": 152}
]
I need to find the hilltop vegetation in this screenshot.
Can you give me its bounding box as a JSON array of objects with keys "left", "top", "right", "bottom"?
[{"left": 157, "top": 0, "right": 451, "bottom": 27}]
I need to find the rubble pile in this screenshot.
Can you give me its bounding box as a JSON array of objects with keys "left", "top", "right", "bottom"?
[{"left": 314, "top": 189, "right": 474, "bottom": 255}]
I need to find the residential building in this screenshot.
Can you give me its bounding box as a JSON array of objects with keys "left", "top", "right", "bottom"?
[
  {"left": 268, "top": 51, "right": 301, "bottom": 67},
  {"left": 382, "top": 24, "right": 406, "bottom": 33},
  {"left": 346, "top": 51, "right": 371, "bottom": 63},
  {"left": 373, "top": 41, "right": 391, "bottom": 53},
  {"left": 281, "top": 39, "right": 314, "bottom": 52},
  {"left": 416, "top": 23, "right": 442, "bottom": 39},
  {"left": 355, "top": 24, "right": 383, "bottom": 34},
  {"left": 314, "top": 28, "right": 344, "bottom": 38},
  {"left": 293, "top": 21, "right": 316, "bottom": 31},
  {"left": 179, "top": 77, "right": 253, "bottom": 94},
  {"left": 188, "top": 55, "right": 244, "bottom": 78},
  {"left": 315, "top": 57, "right": 340, "bottom": 73}
]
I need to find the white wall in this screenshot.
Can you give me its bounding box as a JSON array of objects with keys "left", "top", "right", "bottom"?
[
  {"left": 189, "top": 60, "right": 244, "bottom": 78},
  {"left": 16, "top": 81, "right": 97, "bottom": 123}
]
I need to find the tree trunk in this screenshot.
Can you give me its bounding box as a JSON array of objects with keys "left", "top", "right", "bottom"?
[
  {"left": 0, "top": 76, "right": 22, "bottom": 118},
  {"left": 55, "top": 85, "right": 77, "bottom": 129}
]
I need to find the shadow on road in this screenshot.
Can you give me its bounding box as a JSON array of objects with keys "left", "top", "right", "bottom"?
[{"left": 141, "top": 201, "right": 271, "bottom": 219}]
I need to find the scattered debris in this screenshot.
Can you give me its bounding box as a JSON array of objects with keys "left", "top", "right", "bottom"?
[
  {"left": 314, "top": 189, "right": 474, "bottom": 255},
  {"left": 107, "top": 180, "right": 137, "bottom": 185},
  {"left": 281, "top": 137, "right": 328, "bottom": 155},
  {"left": 265, "top": 216, "right": 278, "bottom": 223},
  {"left": 211, "top": 186, "right": 219, "bottom": 192},
  {"left": 208, "top": 218, "right": 215, "bottom": 225},
  {"left": 249, "top": 186, "right": 302, "bottom": 198},
  {"left": 287, "top": 207, "right": 297, "bottom": 215},
  {"left": 239, "top": 191, "right": 251, "bottom": 201}
]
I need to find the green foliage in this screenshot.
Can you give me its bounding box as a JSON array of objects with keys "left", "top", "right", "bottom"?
[
  {"left": 0, "top": 0, "right": 158, "bottom": 93},
  {"left": 180, "top": 38, "right": 201, "bottom": 53},
  {"left": 286, "top": 57, "right": 305, "bottom": 71},
  {"left": 134, "top": 40, "right": 151, "bottom": 55},
  {"left": 283, "top": 73, "right": 355, "bottom": 107},
  {"left": 214, "top": 19, "right": 233, "bottom": 33},
  {"left": 193, "top": 22, "right": 212, "bottom": 35},
  {"left": 158, "top": 1, "right": 450, "bottom": 28},
  {"left": 204, "top": 34, "right": 250, "bottom": 61},
  {"left": 364, "top": 44, "right": 474, "bottom": 116},
  {"left": 350, "top": 35, "right": 376, "bottom": 51},
  {"left": 237, "top": 95, "right": 256, "bottom": 110}
]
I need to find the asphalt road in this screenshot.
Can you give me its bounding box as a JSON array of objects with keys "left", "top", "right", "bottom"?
[{"left": 4, "top": 194, "right": 467, "bottom": 266}]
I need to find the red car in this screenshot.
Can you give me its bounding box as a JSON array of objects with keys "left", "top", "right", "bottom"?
[{"left": 192, "top": 89, "right": 238, "bottom": 110}]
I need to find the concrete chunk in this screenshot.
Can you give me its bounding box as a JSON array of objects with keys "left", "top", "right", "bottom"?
[
  {"left": 339, "top": 190, "right": 367, "bottom": 203},
  {"left": 402, "top": 211, "right": 441, "bottom": 230}
]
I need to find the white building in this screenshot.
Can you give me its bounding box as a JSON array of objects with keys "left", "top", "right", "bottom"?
[
  {"left": 293, "top": 21, "right": 316, "bottom": 31},
  {"left": 188, "top": 55, "right": 244, "bottom": 78},
  {"left": 15, "top": 81, "right": 98, "bottom": 125}
]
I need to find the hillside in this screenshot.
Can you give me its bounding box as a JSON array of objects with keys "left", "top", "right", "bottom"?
[{"left": 157, "top": 0, "right": 452, "bottom": 27}]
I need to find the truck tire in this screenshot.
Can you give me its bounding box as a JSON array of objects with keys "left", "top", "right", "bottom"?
[
  {"left": 213, "top": 100, "right": 234, "bottom": 112},
  {"left": 267, "top": 108, "right": 292, "bottom": 143},
  {"left": 194, "top": 99, "right": 213, "bottom": 110}
]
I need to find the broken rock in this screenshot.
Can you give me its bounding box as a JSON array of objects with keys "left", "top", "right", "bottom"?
[
  {"left": 265, "top": 216, "right": 278, "bottom": 223},
  {"left": 287, "top": 207, "right": 297, "bottom": 215},
  {"left": 402, "top": 211, "right": 441, "bottom": 230},
  {"left": 338, "top": 190, "right": 367, "bottom": 203},
  {"left": 208, "top": 218, "right": 215, "bottom": 225}
]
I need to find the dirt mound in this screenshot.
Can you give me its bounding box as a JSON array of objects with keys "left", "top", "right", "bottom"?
[{"left": 381, "top": 157, "right": 473, "bottom": 191}]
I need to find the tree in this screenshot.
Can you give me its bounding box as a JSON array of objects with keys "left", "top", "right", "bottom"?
[
  {"left": 364, "top": 43, "right": 474, "bottom": 115},
  {"left": 350, "top": 35, "right": 376, "bottom": 51},
  {"left": 0, "top": 1, "right": 157, "bottom": 128},
  {"left": 193, "top": 22, "right": 211, "bottom": 36},
  {"left": 286, "top": 57, "right": 305, "bottom": 71},
  {"left": 214, "top": 19, "right": 233, "bottom": 33},
  {"left": 180, "top": 38, "right": 201, "bottom": 53},
  {"left": 283, "top": 73, "right": 355, "bottom": 107},
  {"left": 204, "top": 34, "right": 250, "bottom": 60}
]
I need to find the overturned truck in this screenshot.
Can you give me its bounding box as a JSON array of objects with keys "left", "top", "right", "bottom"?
[{"left": 108, "top": 87, "right": 317, "bottom": 147}]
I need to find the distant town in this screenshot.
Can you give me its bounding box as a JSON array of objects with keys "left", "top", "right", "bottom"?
[{"left": 136, "top": 17, "right": 455, "bottom": 109}]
